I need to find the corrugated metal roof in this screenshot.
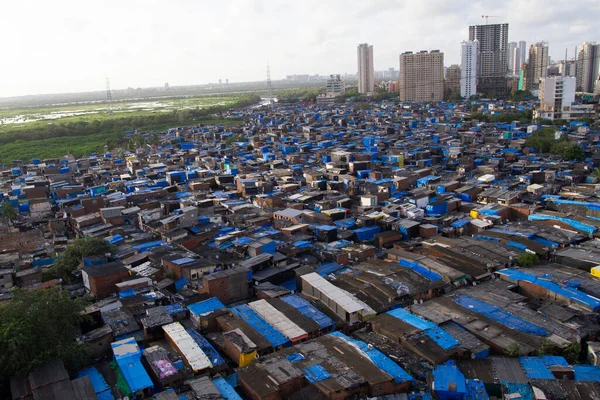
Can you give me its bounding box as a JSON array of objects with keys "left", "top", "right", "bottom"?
[
  {"left": 248, "top": 299, "right": 308, "bottom": 341},
  {"left": 162, "top": 323, "right": 212, "bottom": 372}
]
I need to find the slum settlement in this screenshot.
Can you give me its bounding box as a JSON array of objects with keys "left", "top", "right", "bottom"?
[{"left": 3, "top": 100, "right": 600, "bottom": 400}]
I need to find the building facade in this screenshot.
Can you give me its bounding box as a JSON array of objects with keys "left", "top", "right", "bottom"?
[
  {"left": 535, "top": 76, "right": 593, "bottom": 121},
  {"left": 445, "top": 64, "right": 461, "bottom": 99},
  {"left": 468, "top": 23, "right": 509, "bottom": 98},
  {"left": 460, "top": 40, "right": 478, "bottom": 98},
  {"left": 526, "top": 42, "right": 549, "bottom": 91},
  {"left": 508, "top": 42, "right": 517, "bottom": 75},
  {"left": 576, "top": 42, "right": 600, "bottom": 93},
  {"left": 399, "top": 50, "right": 444, "bottom": 102},
  {"left": 357, "top": 43, "right": 374, "bottom": 94},
  {"left": 519, "top": 40, "right": 527, "bottom": 66}
]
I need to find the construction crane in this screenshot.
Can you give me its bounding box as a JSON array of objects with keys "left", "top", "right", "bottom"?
[{"left": 481, "top": 15, "right": 499, "bottom": 24}]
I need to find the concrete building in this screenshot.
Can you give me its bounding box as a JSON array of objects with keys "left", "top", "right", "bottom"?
[
  {"left": 511, "top": 46, "right": 521, "bottom": 76},
  {"left": 445, "top": 64, "right": 461, "bottom": 99},
  {"left": 526, "top": 42, "right": 549, "bottom": 91},
  {"left": 317, "top": 74, "right": 345, "bottom": 105},
  {"left": 519, "top": 40, "right": 527, "bottom": 65},
  {"left": 399, "top": 50, "right": 444, "bottom": 102},
  {"left": 576, "top": 42, "right": 600, "bottom": 93},
  {"left": 469, "top": 23, "right": 509, "bottom": 98},
  {"left": 508, "top": 42, "right": 517, "bottom": 75},
  {"left": 535, "top": 76, "right": 576, "bottom": 121},
  {"left": 357, "top": 43, "right": 374, "bottom": 94},
  {"left": 460, "top": 40, "right": 478, "bottom": 98}
]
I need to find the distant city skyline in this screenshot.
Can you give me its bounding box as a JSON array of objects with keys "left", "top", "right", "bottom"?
[{"left": 1, "top": 0, "right": 599, "bottom": 97}]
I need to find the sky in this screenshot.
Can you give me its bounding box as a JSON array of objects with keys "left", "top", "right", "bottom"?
[{"left": 1, "top": 0, "right": 599, "bottom": 98}]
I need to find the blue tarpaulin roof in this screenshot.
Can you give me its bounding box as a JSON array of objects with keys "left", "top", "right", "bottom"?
[
  {"left": 316, "top": 262, "right": 346, "bottom": 276},
  {"left": 302, "top": 364, "right": 332, "bottom": 383},
  {"left": 77, "top": 367, "right": 114, "bottom": 400},
  {"left": 281, "top": 295, "right": 334, "bottom": 329},
  {"left": 387, "top": 308, "right": 459, "bottom": 350},
  {"left": 454, "top": 294, "right": 548, "bottom": 336},
  {"left": 187, "top": 329, "right": 226, "bottom": 367},
  {"left": 497, "top": 269, "right": 600, "bottom": 311},
  {"left": 111, "top": 338, "right": 154, "bottom": 393},
  {"left": 502, "top": 382, "right": 533, "bottom": 400},
  {"left": 330, "top": 332, "right": 413, "bottom": 383},
  {"left": 528, "top": 213, "right": 597, "bottom": 235},
  {"left": 466, "top": 379, "right": 489, "bottom": 400},
  {"left": 231, "top": 304, "right": 290, "bottom": 348},
  {"left": 188, "top": 297, "right": 226, "bottom": 316},
  {"left": 519, "top": 357, "right": 555, "bottom": 379},
  {"left": 574, "top": 365, "right": 600, "bottom": 381},
  {"left": 398, "top": 259, "right": 442, "bottom": 281},
  {"left": 432, "top": 361, "right": 467, "bottom": 400},
  {"left": 213, "top": 378, "right": 243, "bottom": 400}
]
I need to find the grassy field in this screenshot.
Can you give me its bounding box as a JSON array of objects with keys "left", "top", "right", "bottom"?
[
  {"left": 0, "top": 118, "right": 244, "bottom": 163},
  {"left": 0, "top": 95, "right": 240, "bottom": 131},
  {"left": 0, "top": 94, "right": 253, "bottom": 163}
]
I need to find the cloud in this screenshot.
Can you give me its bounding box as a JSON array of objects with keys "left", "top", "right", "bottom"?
[{"left": 0, "top": 0, "right": 597, "bottom": 97}]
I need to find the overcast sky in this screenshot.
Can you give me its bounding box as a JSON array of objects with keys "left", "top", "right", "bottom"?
[{"left": 1, "top": 0, "right": 598, "bottom": 97}]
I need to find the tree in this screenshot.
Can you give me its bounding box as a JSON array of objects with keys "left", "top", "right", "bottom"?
[
  {"left": 149, "top": 133, "right": 161, "bottom": 146},
  {"left": 563, "top": 342, "right": 581, "bottom": 364},
  {"left": 0, "top": 288, "right": 91, "bottom": 376},
  {"left": 517, "top": 252, "right": 540, "bottom": 267},
  {"left": 591, "top": 168, "right": 600, "bottom": 183},
  {"left": 561, "top": 144, "right": 585, "bottom": 162},
  {"left": 42, "top": 237, "right": 116, "bottom": 282},
  {"left": 537, "top": 339, "right": 558, "bottom": 356},
  {"left": 0, "top": 201, "right": 17, "bottom": 227},
  {"left": 505, "top": 342, "right": 521, "bottom": 357}
]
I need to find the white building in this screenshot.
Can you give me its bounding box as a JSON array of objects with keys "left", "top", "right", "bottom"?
[
  {"left": 535, "top": 76, "right": 593, "bottom": 121},
  {"left": 511, "top": 46, "right": 521, "bottom": 76},
  {"left": 508, "top": 42, "right": 518, "bottom": 75},
  {"left": 460, "top": 40, "right": 478, "bottom": 98},
  {"left": 357, "top": 43, "right": 374, "bottom": 94}
]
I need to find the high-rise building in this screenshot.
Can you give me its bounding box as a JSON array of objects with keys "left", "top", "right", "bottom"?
[
  {"left": 576, "top": 42, "right": 600, "bottom": 93},
  {"left": 357, "top": 43, "right": 374, "bottom": 94},
  {"left": 511, "top": 46, "right": 521, "bottom": 76},
  {"left": 399, "top": 50, "right": 444, "bottom": 102},
  {"left": 537, "top": 76, "right": 575, "bottom": 120},
  {"left": 445, "top": 64, "right": 461, "bottom": 99},
  {"left": 526, "top": 42, "right": 549, "bottom": 91},
  {"left": 519, "top": 41, "right": 527, "bottom": 65},
  {"left": 468, "top": 23, "right": 509, "bottom": 98},
  {"left": 460, "top": 40, "right": 478, "bottom": 98},
  {"left": 508, "top": 42, "right": 517, "bottom": 75}
]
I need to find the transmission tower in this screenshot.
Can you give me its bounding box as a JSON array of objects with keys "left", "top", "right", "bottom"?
[
  {"left": 106, "top": 78, "right": 114, "bottom": 118},
  {"left": 266, "top": 63, "right": 274, "bottom": 103}
]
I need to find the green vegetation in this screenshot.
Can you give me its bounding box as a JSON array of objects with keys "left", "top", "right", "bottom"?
[
  {"left": 0, "top": 202, "right": 17, "bottom": 227},
  {"left": 505, "top": 342, "right": 521, "bottom": 357},
  {"left": 524, "top": 128, "right": 585, "bottom": 161},
  {"left": 0, "top": 94, "right": 259, "bottom": 163},
  {"left": 42, "top": 237, "right": 116, "bottom": 282},
  {"left": 0, "top": 287, "right": 91, "bottom": 376},
  {"left": 276, "top": 87, "right": 324, "bottom": 103},
  {"left": 469, "top": 110, "right": 533, "bottom": 124},
  {"left": 225, "top": 134, "right": 248, "bottom": 146},
  {"left": 110, "top": 360, "right": 132, "bottom": 397},
  {"left": 510, "top": 90, "right": 534, "bottom": 102},
  {"left": 537, "top": 339, "right": 558, "bottom": 356},
  {"left": 517, "top": 252, "right": 540, "bottom": 267},
  {"left": 591, "top": 168, "right": 600, "bottom": 183},
  {"left": 563, "top": 342, "right": 581, "bottom": 364}
]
